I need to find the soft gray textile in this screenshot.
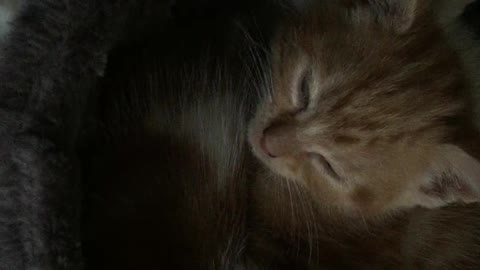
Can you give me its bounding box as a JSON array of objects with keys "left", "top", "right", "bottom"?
[{"left": 0, "top": 0, "right": 170, "bottom": 268}]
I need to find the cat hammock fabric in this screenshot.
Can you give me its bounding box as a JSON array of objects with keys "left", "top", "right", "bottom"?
[{"left": 0, "top": 0, "right": 172, "bottom": 268}]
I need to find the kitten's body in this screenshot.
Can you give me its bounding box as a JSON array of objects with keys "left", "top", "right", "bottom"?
[
  {"left": 250, "top": 169, "right": 480, "bottom": 269},
  {"left": 81, "top": 10, "right": 267, "bottom": 268},
  {"left": 83, "top": 60, "right": 253, "bottom": 269}
]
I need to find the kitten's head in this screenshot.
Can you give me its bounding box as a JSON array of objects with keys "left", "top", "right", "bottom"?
[{"left": 249, "top": 0, "right": 480, "bottom": 217}]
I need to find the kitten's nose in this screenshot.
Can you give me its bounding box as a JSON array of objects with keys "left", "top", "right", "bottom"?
[
  {"left": 260, "top": 135, "right": 277, "bottom": 158},
  {"left": 261, "top": 123, "right": 298, "bottom": 158}
]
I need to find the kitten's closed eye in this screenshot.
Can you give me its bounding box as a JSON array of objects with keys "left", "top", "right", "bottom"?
[
  {"left": 309, "top": 153, "right": 342, "bottom": 181},
  {"left": 297, "top": 70, "right": 311, "bottom": 112}
]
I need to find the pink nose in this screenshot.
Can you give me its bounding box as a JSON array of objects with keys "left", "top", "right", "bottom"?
[
  {"left": 260, "top": 135, "right": 277, "bottom": 157},
  {"left": 260, "top": 123, "right": 299, "bottom": 158}
]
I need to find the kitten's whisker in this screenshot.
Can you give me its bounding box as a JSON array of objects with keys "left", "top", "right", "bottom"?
[{"left": 291, "top": 179, "right": 316, "bottom": 263}]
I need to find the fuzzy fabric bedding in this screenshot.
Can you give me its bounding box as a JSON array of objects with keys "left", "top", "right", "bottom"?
[
  {"left": 0, "top": 0, "right": 173, "bottom": 268},
  {"left": 0, "top": 0, "right": 479, "bottom": 269}
]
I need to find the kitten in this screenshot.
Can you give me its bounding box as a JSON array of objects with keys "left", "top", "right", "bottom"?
[
  {"left": 81, "top": 8, "right": 269, "bottom": 267},
  {"left": 82, "top": 0, "right": 480, "bottom": 268},
  {"left": 248, "top": 0, "right": 480, "bottom": 219},
  {"left": 246, "top": 0, "right": 480, "bottom": 268}
]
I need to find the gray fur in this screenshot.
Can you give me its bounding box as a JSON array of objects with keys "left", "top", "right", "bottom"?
[
  {"left": 0, "top": 0, "right": 170, "bottom": 269},
  {"left": 0, "top": 0, "right": 20, "bottom": 41}
]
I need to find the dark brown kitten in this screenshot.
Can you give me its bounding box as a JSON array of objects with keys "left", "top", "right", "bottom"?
[{"left": 81, "top": 11, "right": 267, "bottom": 267}]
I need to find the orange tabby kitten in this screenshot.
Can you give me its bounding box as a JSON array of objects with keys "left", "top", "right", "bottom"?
[
  {"left": 249, "top": 0, "right": 480, "bottom": 218},
  {"left": 247, "top": 0, "right": 480, "bottom": 268}
]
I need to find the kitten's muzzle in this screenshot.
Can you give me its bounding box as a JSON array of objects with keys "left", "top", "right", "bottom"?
[{"left": 261, "top": 122, "right": 300, "bottom": 158}]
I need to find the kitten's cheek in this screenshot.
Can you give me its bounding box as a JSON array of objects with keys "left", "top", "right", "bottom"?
[{"left": 266, "top": 156, "right": 305, "bottom": 180}]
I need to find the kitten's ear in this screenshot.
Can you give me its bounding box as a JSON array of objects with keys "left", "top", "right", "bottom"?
[
  {"left": 367, "top": 0, "right": 418, "bottom": 33},
  {"left": 415, "top": 145, "right": 480, "bottom": 208}
]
